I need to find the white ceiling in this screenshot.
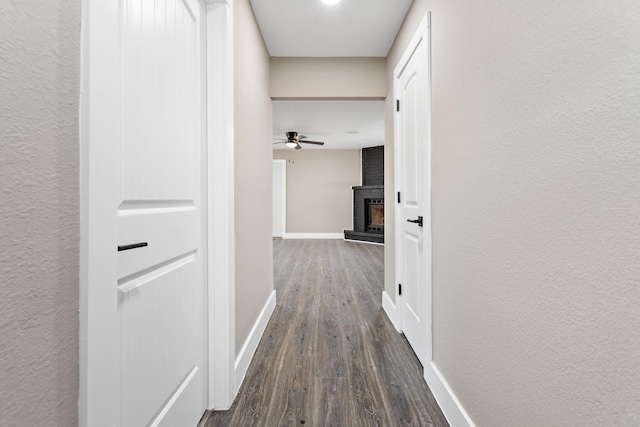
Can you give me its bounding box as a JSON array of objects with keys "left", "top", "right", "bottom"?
[
  {"left": 250, "top": 0, "right": 413, "bottom": 57},
  {"left": 252, "top": 0, "right": 412, "bottom": 151},
  {"left": 272, "top": 100, "right": 384, "bottom": 150}
]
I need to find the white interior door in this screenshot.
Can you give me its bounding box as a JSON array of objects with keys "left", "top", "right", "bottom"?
[
  {"left": 394, "top": 14, "right": 432, "bottom": 366},
  {"left": 81, "top": 0, "right": 207, "bottom": 425},
  {"left": 119, "top": 0, "right": 206, "bottom": 423},
  {"left": 272, "top": 159, "right": 286, "bottom": 238}
]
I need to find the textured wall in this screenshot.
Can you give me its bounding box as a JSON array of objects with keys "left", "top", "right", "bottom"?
[
  {"left": 272, "top": 150, "right": 361, "bottom": 233},
  {"left": 0, "top": 1, "right": 80, "bottom": 426},
  {"left": 234, "top": 0, "right": 275, "bottom": 356},
  {"left": 270, "top": 57, "right": 386, "bottom": 99},
  {"left": 387, "top": 0, "right": 640, "bottom": 425}
]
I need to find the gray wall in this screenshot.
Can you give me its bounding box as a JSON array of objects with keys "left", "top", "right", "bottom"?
[
  {"left": 387, "top": 0, "right": 640, "bottom": 425},
  {"left": 271, "top": 57, "right": 386, "bottom": 99},
  {"left": 0, "top": 1, "right": 80, "bottom": 425},
  {"left": 234, "top": 0, "right": 275, "bottom": 356},
  {"left": 272, "top": 150, "right": 361, "bottom": 234}
]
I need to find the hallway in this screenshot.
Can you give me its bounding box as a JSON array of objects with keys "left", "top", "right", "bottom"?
[{"left": 202, "top": 239, "right": 448, "bottom": 426}]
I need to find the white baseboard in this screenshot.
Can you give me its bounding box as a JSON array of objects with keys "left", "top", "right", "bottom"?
[
  {"left": 424, "top": 362, "right": 476, "bottom": 427},
  {"left": 284, "top": 233, "right": 344, "bottom": 239},
  {"left": 381, "top": 291, "right": 401, "bottom": 331},
  {"left": 234, "top": 290, "right": 277, "bottom": 394}
]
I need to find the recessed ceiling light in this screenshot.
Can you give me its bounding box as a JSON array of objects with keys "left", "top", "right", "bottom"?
[{"left": 321, "top": 0, "right": 341, "bottom": 5}]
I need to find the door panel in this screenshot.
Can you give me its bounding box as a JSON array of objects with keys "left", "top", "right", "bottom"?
[
  {"left": 123, "top": 0, "right": 199, "bottom": 202},
  {"left": 117, "top": 209, "right": 198, "bottom": 280},
  {"left": 120, "top": 257, "right": 200, "bottom": 427},
  {"left": 403, "top": 232, "right": 419, "bottom": 317},
  {"left": 402, "top": 71, "right": 419, "bottom": 205}
]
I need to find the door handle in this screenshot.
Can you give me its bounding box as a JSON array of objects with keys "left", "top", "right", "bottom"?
[
  {"left": 118, "top": 242, "right": 148, "bottom": 252},
  {"left": 407, "top": 216, "right": 423, "bottom": 227}
]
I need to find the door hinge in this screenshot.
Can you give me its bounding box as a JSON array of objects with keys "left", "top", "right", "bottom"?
[
  {"left": 396, "top": 99, "right": 400, "bottom": 112},
  {"left": 397, "top": 191, "right": 401, "bottom": 203},
  {"left": 399, "top": 283, "right": 402, "bottom": 295}
]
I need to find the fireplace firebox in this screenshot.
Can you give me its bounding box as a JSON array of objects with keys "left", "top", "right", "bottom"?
[{"left": 366, "top": 199, "right": 384, "bottom": 232}]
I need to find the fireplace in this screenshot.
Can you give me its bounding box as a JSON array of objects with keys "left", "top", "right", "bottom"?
[{"left": 344, "top": 146, "right": 385, "bottom": 244}]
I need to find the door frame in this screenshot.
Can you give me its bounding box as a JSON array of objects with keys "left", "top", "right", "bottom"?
[
  {"left": 393, "top": 12, "right": 433, "bottom": 363},
  {"left": 79, "top": 0, "right": 236, "bottom": 424},
  {"left": 205, "top": 0, "right": 236, "bottom": 410},
  {"left": 272, "top": 159, "right": 287, "bottom": 238}
]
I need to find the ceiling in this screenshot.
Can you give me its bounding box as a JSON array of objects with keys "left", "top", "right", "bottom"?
[
  {"left": 272, "top": 100, "right": 384, "bottom": 150},
  {"left": 252, "top": 0, "right": 412, "bottom": 150},
  {"left": 250, "top": 0, "right": 413, "bottom": 57}
]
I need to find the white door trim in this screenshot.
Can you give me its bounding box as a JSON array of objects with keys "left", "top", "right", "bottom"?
[
  {"left": 272, "top": 159, "right": 286, "bottom": 238},
  {"left": 204, "top": 0, "right": 236, "bottom": 410},
  {"left": 393, "top": 12, "right": 433, "bottom": 361},
  {"left": 79, "top": 2, "right": 121, "bottom": 424}
]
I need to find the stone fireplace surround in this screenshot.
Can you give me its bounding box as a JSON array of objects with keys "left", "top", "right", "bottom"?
[{"left": 344, "top": 146, "right": 384, "bottom": 244}]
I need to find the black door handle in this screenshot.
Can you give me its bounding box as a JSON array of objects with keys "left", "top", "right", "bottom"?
[
  {"left": 407, "top": 216, "right": 423, "bottom": 227},
  {"left": 118, "top": 242, "right": 148, "bottom": 252}
]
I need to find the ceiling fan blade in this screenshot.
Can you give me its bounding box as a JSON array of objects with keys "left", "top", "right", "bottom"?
[
  {"left": 297, "top": 134, "right": 308, "bottom": 140},
  {"left": 298, "top": 140, "right": 324, "bottom": 145},
  {"left": 273, "top": 141, "right": 286, "bottom": 145},
  {"left": 295, "top": 143, "right": 302, "bottom": 150}
]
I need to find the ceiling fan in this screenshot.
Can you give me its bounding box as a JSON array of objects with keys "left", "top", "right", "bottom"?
[{"left": 273, "top": 131, "right": 325, "bottom": 150}]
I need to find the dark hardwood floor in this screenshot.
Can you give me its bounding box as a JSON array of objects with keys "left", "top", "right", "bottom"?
[{"left": 201, "top": 239, "right": 448, "bottom": 426}]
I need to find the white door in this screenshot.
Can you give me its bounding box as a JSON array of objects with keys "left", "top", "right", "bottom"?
[
  {"left": 272, "top": 159, "right": 286, "bottom": 237},
  {"left": 81, "top": 0, "right": 207, "bottom": 425},
  {"left": 394, "top": 14, "right": 432, "bottom": 366}
]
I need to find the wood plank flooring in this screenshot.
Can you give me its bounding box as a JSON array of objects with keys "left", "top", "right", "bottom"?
[{"left": 201, "top": 239, "right": 448, "bottom": 427}]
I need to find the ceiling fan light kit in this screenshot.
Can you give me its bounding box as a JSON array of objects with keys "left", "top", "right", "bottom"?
[{"left": 273, "top": 131, "right": 326, "bottom": 150}]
